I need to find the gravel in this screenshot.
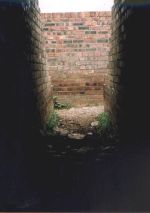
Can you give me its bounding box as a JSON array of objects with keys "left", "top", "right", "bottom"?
[{"left": 56, "top": 106, "right": 104, "bottom": 136}]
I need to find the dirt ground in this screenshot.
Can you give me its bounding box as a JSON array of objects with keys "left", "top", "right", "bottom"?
[{"left": 55, "top": 106, "right": 104, "bottom": 138}]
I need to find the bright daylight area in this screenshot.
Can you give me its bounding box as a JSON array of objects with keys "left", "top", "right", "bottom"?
[
  {"left": 39, "top": 0, "right": 114, "bottom": 139},
  {"left": 39, "top": 0, "right": 114, "bottom": 13}
]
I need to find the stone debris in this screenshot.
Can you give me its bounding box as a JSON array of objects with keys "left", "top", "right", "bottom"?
[
  {"left": 87, "top": 132, "right": 93, "bottom": 136},
  {"left": 91, "top": 121, "right": 99, "bottom": 127},
  {"left": 54, "top": 127, "right": 69, "bottom": 136},
  {"left": 68, "top": 133, "right": 86, "bottom": 140},
  {"left": 76, "top": 147, "right": 92, "bottom": 154},
  {"left": 56, "top": 106, "right": 104, "bottom": 138}
]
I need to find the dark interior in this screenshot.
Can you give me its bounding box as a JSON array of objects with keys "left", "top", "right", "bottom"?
[{"left": 1, "top": 0, "right": 150, "bottom": 211}]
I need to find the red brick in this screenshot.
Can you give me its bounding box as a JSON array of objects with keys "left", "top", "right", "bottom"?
[{"left": 41, "top": 12, "right": 112, "bottom": 107}]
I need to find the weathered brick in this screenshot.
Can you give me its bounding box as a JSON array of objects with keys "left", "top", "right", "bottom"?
[{"left": 41, "top": 12, "right": 111, "bottom": 107}]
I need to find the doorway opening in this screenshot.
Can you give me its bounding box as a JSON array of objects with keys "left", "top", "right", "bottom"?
[{"left": 41, "top": 11, "right": 113, "bottom": 141}]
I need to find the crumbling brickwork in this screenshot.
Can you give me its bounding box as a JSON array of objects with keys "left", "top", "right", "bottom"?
[{"left": 41, "top": 12, "right": 111, "bottom": 106}]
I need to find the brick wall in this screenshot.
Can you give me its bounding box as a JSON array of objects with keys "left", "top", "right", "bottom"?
[
  {"left": 0, "top": 0, "right": 52, "bottom": 207},
  {"left": 105, "top": 0, "right": 150, "bottom": 139},
  {"left": 32, "top": 14, "right": 53, "bottom": 128},
  {"left": 41, "top": 12, "right": 111, "bottom": 106}
]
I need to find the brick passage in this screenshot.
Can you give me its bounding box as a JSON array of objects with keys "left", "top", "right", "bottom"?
[{"left": 41, "top": 12, "right": 111, "bottom": 106}]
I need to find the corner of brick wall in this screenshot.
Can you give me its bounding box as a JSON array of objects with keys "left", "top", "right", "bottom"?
[
  {"left": 33, "top": 13, "right": 53, "bottom": 128},
  {"left": 31, "top": 4, "right": 54, "bottom": 129}
]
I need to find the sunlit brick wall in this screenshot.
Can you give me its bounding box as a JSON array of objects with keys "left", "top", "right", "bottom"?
[{"left": 41, "top": 12, "right": 111, "bottom": 106}]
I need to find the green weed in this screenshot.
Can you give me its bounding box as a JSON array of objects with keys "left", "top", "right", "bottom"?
[
  {"left": 53, "top": 96, "right": 72, "bottom": 110},
  {"left": 47, "top": 111, "right": 60, "bottom": 134},
  {"left": 97, "top": 112, "right": 117, "bottom": 142}
]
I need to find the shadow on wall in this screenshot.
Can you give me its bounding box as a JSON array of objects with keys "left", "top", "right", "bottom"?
[
  {"left": 0, "top": 1, "right": 52, "bottom": 210},
  {"left": 120, "top": 8, "right": 150, "bottom": 138},
  {"left": 107, "top": 4, "right": 150, "bottom": 140}
]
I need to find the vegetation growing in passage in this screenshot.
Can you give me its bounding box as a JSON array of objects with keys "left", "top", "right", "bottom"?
[
  {"left": 97, "top": 112, "right": 117, "bottom": 142},
  {"left": 47, "top": 111, "right": 60, "bottom": 134},
  {"left": 53, "top": 96, "right": 72, "bottom": 110}
]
